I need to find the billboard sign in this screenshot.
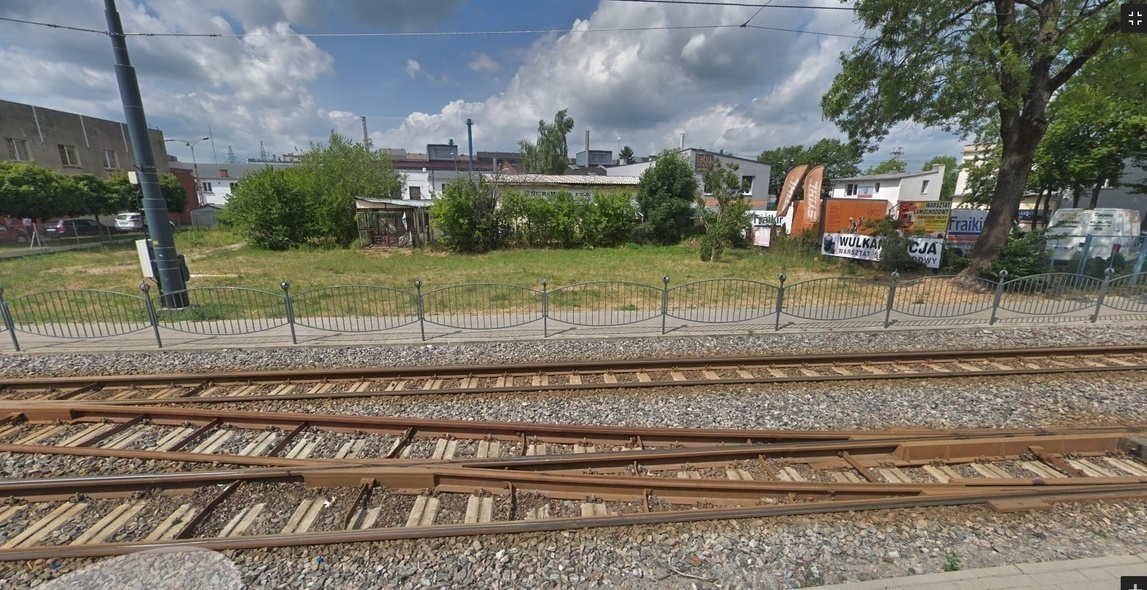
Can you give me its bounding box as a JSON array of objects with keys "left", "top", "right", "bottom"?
[
  {"left": 821, "top": 233, "right": 944, "bottom": 268},
  {"left": 896, "top": 201, "right": 953, "bottom": 238}
]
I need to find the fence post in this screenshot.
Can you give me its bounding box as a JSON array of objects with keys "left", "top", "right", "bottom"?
[
  {"left": 281, "top": 281, "right": 297, "bottom": 345},
  {"left": 988, "top": 270, "right": 1008, "bottom": 326},
  {"left": 775, "top": 274, "right": 786, "bottom": 332},
  {"left": 541, "top": 278, "right": 549, "bottom": 338},
  {"left": 1091, "top": 267, "right": 1114, "bottom": 323},
  {"left": 0, "top": 287, "right": 19, "bottom": 352},
  {"left": 140, "top": 283, "right": 163, "bottom": 349},
  {"left": 883, "top": 272, "right": 899, "bottom": 329},
  {"left": 1134, "top": 238, "right": 1147, "bottom": 281},
  {"left": 1075, "top": 235, "right": 1093, "bottom": 276},
  {"left": 661, "top": 276, "right": 669, "bottom": 335},
  {"left": 415, "top": 279, "right": 426, "bottom": 342}
]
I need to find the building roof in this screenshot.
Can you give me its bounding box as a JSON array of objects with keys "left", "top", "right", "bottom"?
[
  {"left": 482, "top": 173, "right": 640, "bottom": 186},
  {"left": 833, "top": 169, "right": 939, "bottom": 183},
  {"left": 355, "top": 197, "right": 435, "bottom": 209}
]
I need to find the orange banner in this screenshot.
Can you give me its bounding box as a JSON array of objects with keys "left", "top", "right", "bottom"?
[
  {"left": 793, "top": 165, "right": 825, "bottom": 232},
  {"left": 776, "top": 165, "right": 808, "bottom": 218},
  {"left": 823, "top": 199, "right": 891, "bottom": 235}
]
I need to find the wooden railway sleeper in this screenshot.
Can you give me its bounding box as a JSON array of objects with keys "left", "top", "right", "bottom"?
[{"left": 267, "top": 422, "right": 309, "bottom": 458}]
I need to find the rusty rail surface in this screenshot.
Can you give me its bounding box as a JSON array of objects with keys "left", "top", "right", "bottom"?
[{"left": 3, "top": 345, "right": 1147, "bottom": 405}]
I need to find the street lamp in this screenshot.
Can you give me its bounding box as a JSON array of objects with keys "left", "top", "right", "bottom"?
[{"left": 166, "top": 136, "right": 209, "bottom": 206}]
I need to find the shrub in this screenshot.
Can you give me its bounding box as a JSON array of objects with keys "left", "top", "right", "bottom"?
[
  {"left": 216, "top": 167, "right": 309, "bottom": 251},
  {"left": 636, "top": 150, "right": 698, "bottom": 245},
  {"left": 982, "top": 229, "right": 1051, "bottom": 279},
  {"left": 430, "top": 177, "right": 505, "bottom": 253}
]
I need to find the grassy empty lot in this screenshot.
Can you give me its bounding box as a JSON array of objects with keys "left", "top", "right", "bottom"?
[{"left": 0, "top": 229, "right": 864, "bottom": 297}]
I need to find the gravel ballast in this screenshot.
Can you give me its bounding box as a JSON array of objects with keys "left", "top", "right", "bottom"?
[{"left": 4, "top": 324, "right": 1147, "bottom": 588}]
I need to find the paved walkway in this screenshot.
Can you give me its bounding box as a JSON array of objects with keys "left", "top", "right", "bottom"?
[{"left": 819, "top": 553, "right": 1147, "bottom": 589}]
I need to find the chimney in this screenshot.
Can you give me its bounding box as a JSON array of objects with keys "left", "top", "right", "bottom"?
[
  {"left": 585, "top": 130, "right": 590, "bottom": 167},
  {"left": 680, "top": 133, "right": 685, "bottom": 151}
]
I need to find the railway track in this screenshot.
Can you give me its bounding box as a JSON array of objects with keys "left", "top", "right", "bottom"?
[
  {"left": 1, "top": 425, "right": 1146, "bottom": 561},
  {"left": 4, "top": 345, "right": 1147, "bottom": 405},
  {"left": 3, "top": 403, "right": 1147, "bottom": 469}
]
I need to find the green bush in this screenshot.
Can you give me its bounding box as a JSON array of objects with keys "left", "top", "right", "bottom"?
[
  {"left": 216, "top": 167, "right": 309, "bottom": 251},
  {"left": 982, "top": 229, "right": 1051, "bottom": 279},
  {"left": 583, "top": 192, "right": 637, "bottom": 247},
  {"left": 636, "top": 150, "right": 699, "bottom": 245},
  {"left": 430, "top": 177, "right": 505, "bottom": 253}
]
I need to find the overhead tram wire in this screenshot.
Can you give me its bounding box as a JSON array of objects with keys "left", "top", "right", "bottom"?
[
  {"left": 0, "top": 16, "right": 860, "bottom": 41},
  {"left": 606, "top": 0, "right": 855, "bottom": 10}
]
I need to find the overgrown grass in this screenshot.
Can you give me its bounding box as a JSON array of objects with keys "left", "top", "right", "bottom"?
[{"left": 0, "top": 229, "right": 850, "bottom": 297}]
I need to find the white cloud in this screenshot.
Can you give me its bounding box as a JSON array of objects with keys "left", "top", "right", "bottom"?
[
  {"left": 468, "top": 53, "right": 501, "bottom": 73},
  {"left": 404, "top": 59, "right": 426, "bottom": 79}
]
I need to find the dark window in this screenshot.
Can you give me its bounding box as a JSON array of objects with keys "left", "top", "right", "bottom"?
[
  {"left": 58, "top": 144, "right": 80, "bottom": 167},
  {"left": 5, "top": 138, "right": 30, "bottom": 161}
]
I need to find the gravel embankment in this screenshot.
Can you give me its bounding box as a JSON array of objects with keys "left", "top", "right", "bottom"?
[{"left": 4, "top": 324, "right": 1147, "bottom": 589}]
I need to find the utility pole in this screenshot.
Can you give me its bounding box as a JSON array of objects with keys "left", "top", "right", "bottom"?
[{"left": 104, "top": 0, "right": 187, "bottom": 308}]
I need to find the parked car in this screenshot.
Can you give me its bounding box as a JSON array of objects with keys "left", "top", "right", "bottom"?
[
  {"left": 44, "top": 218, "right": 104, "bottom": 239},
  {"left": 115, "top": 212, "right": 175, "bottom": 233}
]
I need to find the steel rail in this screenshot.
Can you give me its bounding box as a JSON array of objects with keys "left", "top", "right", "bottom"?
[
  {"left": 4, "top": 427, "right": 1143, "bottom": 474},
  {"left": 3, "top": 345, "right": 1147, "bottom": 406},
  {"left": 1, "top": 471, "right": 1144, "bottom": 561},
  {"left": 9, "top": 403, "right": 1147, "bottom": 450}
]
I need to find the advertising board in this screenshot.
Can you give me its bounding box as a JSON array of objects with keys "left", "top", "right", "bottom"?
[
  {"left": 821, "top": 233, "right": 944, "bottom": 268},
  {"left": 896, "top": 201, "right": 953, "bottom": 238},
  {"left": 824, "top": 199, "right": 890, "bottom": 235}
]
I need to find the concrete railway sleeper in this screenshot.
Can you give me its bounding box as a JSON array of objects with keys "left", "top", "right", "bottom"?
[{"left": 4, "top": 345, "right": 1147, "bottom": 405}]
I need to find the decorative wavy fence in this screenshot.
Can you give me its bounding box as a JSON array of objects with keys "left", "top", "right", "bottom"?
[{"left": 0, "top": 269, "right": 1142, "bottom": 351}]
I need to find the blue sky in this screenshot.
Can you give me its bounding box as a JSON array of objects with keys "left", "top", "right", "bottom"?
[{"left": 0, "top": 0, "right": 964, "bottom": 171}]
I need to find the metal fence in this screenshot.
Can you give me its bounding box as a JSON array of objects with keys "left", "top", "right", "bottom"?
[{"left": 1, "top": 269, "right": 1144, "bottom": 351}]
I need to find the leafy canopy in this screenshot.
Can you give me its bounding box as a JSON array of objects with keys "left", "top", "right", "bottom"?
[
  {"left": 519, "top": 109, "right": 575, "bottom": 175},
  {"left": 822, "top": 0, "right": 1122, "bottom": 269},
  {"left": 636, "top": 150, "right": 699, "bottom": 245},
  {"left": 757, "top": 139, "right": 862, "bottom": 197}
]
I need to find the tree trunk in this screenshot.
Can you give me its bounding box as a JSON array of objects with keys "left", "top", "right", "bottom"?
[
  {"left": 1071, "top": 186, "right": 1082, "bottom": 208},
  {"left": 1087, "top": 178, "right": 1103, "bottom": 209},
  {"left": 967, "top": 113, "right": 1045, "bottom": 271}
]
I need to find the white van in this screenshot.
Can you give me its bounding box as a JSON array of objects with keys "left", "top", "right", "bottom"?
[{"left": 1044, "top": 208, "right": 1142, "bottom": 265}]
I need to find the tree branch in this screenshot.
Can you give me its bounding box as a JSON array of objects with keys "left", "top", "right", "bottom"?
[{"left": 1047, "top": 17, "right": 1120, "bottom": 91}]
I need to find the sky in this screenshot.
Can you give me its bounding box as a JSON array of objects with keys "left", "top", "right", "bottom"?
[{"left": 0, "top": 0, "right": 966, "bottom": 173}]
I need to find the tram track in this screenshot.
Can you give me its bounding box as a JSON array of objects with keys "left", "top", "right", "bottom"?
[
  {"left": 1, "top": 425, "right": 1146, "bottom": 561},
  {"left": 3, "top": 345, "right": 1147, "bottom": 406}
]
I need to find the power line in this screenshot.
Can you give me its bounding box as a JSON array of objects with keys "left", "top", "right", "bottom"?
[
  {"left": 606, "top": 0, "right": 855, "bottom": 10},
  {"left": 0, "top": 15, "right": 106, "bottom": 35},
  {"left": 1, "top": 14, "right": 858, "bottom": 40}
]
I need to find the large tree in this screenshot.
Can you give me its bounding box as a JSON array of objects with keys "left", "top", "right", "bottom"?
[
  {"left": 822, "top": 0, "right": 1121, "bottom": 271},
  {"left": 757, "top": 139, "right": 862, "bottom": 197},
  {"left": 636, "top": 150, "right": 699, "bottom": 245},
  {"left": 519, "top": 109, "right": 575, "bottom": 175},
  {"left": 0, "top": 162, "right": 74, "bottom": 221}
]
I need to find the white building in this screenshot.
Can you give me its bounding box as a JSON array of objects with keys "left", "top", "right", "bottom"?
[
  {"left": 607, "top": 148, "right": 772, "bottom": 209},
  {"left": 830, "top": 164, "right": 946, "bottom": 207},
  {"left": 169, "top": 161, "right": 292, "bottom": 207}
]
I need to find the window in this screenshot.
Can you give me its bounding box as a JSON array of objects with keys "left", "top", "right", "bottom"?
[
  {"left": 846, "top": 183, "right": 858, "bottom": 196},
  {"left": 741, "top": 176, "right": 754, "bottom": 194},
  {"left": 409, "top": 186, "right": 422, "bottom": 200},
  {"left": 921, "top": 180, "right": 930, "bottom": 194},
  {"left": 202, "top": 182, "right": 213, "bottom": 193},
  {"left": 5, "top": 138, "right": 30, "bottom": 161},
  {"left": 58, "top": 144, "right": 80, "bottom": 167},
  {"left": 441, "top": 184, "right": 447, "bottom": 192},
  {"left": 101, "top": 150, "right": 119, "bottom": 170}
]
